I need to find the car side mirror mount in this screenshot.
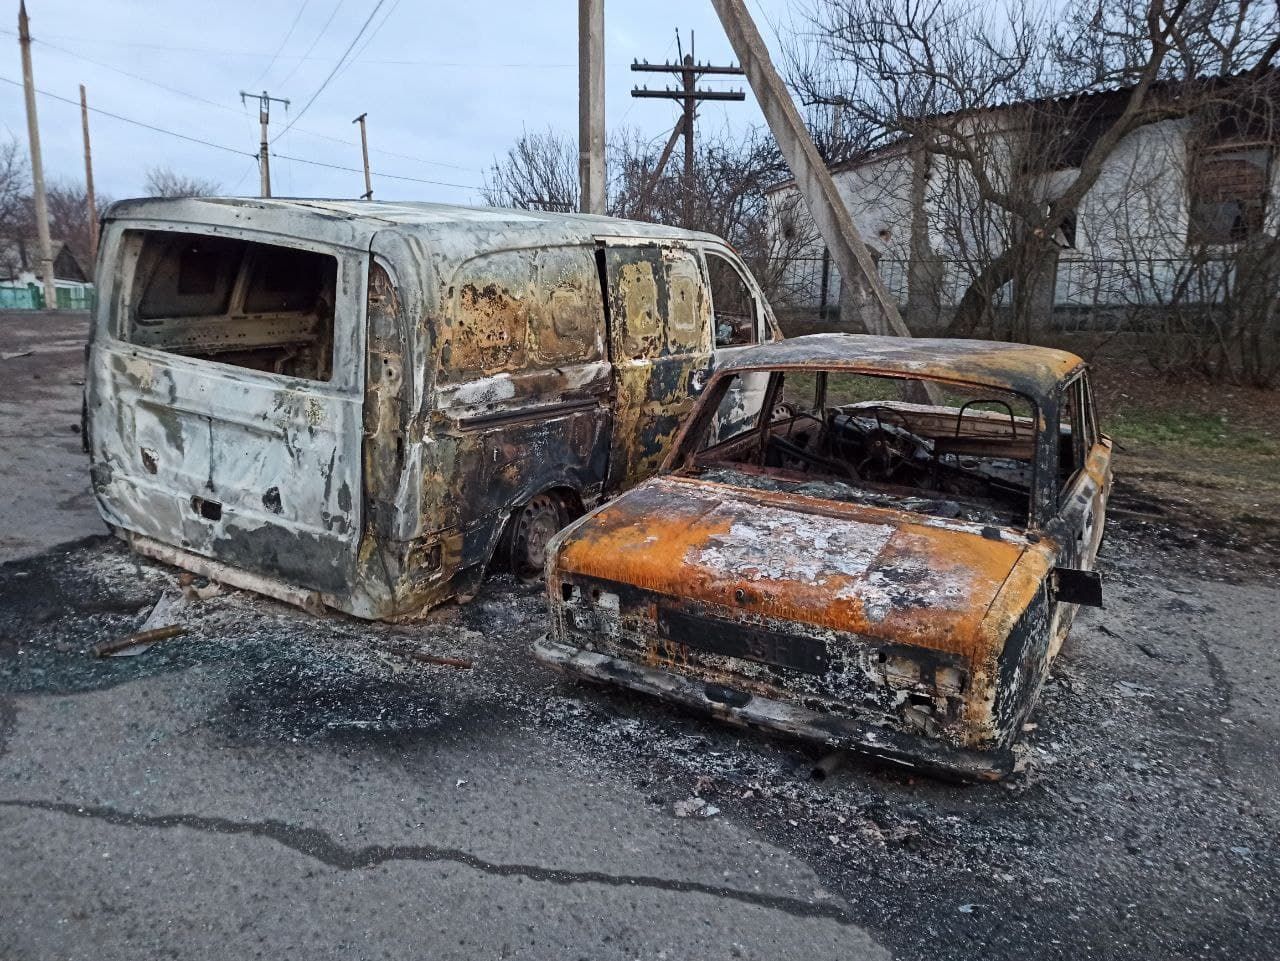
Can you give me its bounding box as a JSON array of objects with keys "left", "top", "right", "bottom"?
[
  {"left": 1052, "top": 567, "right": 1103, "bottom": 607},
  {"left": 689, "top": 366, "right": 711, "bottom": 394}
]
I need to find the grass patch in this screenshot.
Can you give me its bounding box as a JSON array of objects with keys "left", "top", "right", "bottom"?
[{"left": 1106, "top": 408, "right": 1277, "bottom": 454}]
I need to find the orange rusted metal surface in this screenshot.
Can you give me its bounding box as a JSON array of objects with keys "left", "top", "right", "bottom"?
[{"left": 538, "top": 333, "right": 1112, "bottom": 780}]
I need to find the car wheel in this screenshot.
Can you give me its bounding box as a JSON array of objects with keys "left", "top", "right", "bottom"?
[{"left": 506, "top": 492, "right": 567, "bottom": 583}]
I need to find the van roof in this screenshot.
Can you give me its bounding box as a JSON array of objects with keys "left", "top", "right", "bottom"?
[{"left": 104, "top": 197, "right": 726, "bottom": 249}]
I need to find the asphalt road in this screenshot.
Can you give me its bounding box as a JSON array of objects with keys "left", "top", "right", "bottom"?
[{"left": 1, "top": 310, "right": 1276, "bottom": 960}]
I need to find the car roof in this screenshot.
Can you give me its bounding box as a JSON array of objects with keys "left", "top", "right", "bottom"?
[{"left": 720, "top": 333, "right": 1085, "bottom": 399}]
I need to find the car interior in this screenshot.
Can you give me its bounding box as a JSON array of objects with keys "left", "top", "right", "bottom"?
[
  {"left": 121, "top": 231, "right": 339, "bottom": 383},
  {"left": 684, "top": 369, "right": 1041, "bottom": 527}
]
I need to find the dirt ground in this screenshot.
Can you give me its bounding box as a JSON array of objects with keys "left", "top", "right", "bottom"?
[{"left": 1, "top": 310, "right": 1278, "bottom": 960}]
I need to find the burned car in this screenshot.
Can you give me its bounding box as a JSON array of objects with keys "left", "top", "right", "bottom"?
[
  {"left": 535, "top": 334, "right": 1111, "bottom": 779},
  {"left": 84, "top": 199, "right": 778, "bottom": 619}
]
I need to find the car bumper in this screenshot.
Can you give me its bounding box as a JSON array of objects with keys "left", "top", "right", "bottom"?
[{"left": 533, "top": 637, "right": 1013, "bottom": 782}]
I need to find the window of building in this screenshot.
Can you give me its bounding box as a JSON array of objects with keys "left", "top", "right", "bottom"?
[{"left": 1188, "top": 146, "right": 1271, "bottom": 244}]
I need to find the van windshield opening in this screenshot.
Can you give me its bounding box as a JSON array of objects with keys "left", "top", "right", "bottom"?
[
  {"left": 120, "top": 230, "right": 338, "bottom": 382},
  {"left": 684, "top": 369, "right": 1037, "bottom": 528}
]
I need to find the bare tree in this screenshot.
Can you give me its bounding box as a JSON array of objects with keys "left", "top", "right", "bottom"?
[
  {"left": 481, "top": 129, "right": 579, "bottom": 212},
  {"left": 785, "top": 0, "right": 1279, "bottom": 338},
  {"left": 482, "top": 123, "right": 818, "bottom": 304},
  {"left": 0, "top": 135, "right": 30, "bottom": 275},
  {"left": 45, "top": 181, "right": 111, "bottom": 270},
  {"left": 144, "top": 166, "right": 221, "bottom": 199}
]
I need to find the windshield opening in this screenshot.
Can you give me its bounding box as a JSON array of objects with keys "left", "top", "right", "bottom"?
[{"left": 681, "top": 368, "right": 1038, "bottom": 528}]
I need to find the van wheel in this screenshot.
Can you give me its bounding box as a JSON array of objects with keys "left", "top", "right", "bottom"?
[{"left": 505, "top": 492, "right": 567, "bottom": 583}]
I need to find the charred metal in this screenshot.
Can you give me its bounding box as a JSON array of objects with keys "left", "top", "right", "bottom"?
[
  {"left": 537, "top": 333, "right": 1113, "bottom": 780},
  {"left": 85, "top": 198, "right": 779, "bottom": 620}
]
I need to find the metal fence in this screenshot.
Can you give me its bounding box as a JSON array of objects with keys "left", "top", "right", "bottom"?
[
  {"left": 0, "top": 284, "right": 95, "bottom": 311},
  {"left": 773, "top": 252, "right": 1238, "bottom": 319}
]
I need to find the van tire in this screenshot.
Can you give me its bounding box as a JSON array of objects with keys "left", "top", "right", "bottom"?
[{"left": 502, "top": 492, "right": 568, "bottom": 583}]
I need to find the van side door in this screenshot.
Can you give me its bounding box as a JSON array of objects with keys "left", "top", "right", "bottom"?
[
  {"left": 599, "top": 241, "right": 713, "bottom": 492},
  {"left": 428, "top": 245, "right": 612, "bottom": 576}
]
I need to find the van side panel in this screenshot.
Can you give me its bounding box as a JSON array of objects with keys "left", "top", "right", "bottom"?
[{"left": 418, "top": 244, "right": 613, "bottom": 602}]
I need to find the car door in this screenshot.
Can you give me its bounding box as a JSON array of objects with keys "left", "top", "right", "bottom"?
[
  {"left": 599, "top": 240, "right": 713, "bottom": 491},
  {"left": 1046, "top": 373, "right": 1108, "bottom": 654}
]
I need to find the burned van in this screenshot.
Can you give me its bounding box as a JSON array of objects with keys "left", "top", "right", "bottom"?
[{"left": 85, "top": 199, "right": 779, "bottom": 619}]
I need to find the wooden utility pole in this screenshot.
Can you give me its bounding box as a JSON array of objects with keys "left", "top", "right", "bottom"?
[
  {"left": 17, "top": 1, "right": 57, "bottom": 311},
  {"left": 79, "top": 84, "right": 98, "bottom": 257},
  {"left": 631, "top": 31, "right": 744, "bottom": 226},
  {"left": 239, "top": 90, "right": 289, "bottom": 198},
  {"left": 634, "top": 118, "right": 686, "bottom": 217},
  {"left": 709, "top": 0, "right": 912, "bottom": 338},
  {"left": 577, "top": 0, "right": 605, "bottom": 215},
  {"left": 352, "top": 113, "right": 372, "bottom": 199}
]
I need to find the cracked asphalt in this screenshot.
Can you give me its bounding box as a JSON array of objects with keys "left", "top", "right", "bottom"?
[{"left": 1, "top": 311, "right": 1277, "bottom": 960}]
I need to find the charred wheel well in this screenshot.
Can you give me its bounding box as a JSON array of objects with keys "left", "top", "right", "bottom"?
[{"left": 492, "top": 485, "right": 588, "bottom": 578}]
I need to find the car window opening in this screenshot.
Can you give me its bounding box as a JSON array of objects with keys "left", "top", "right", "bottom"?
[
  {"left": 121, "top": 230, "right": 338, "bottom": 383},
  {"left": 685, "top": 369, "right": 1039, "bottom": 528}
]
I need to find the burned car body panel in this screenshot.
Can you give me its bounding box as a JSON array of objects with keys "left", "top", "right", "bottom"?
[
  {"left": 537, "top": 333, "right": 1112, "bottom": 779},
  {"left": 85, "top": 199, "right": 778, "bottom": 619}
]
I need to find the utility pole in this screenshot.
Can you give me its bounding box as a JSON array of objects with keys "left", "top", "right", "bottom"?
[
  {"left": 631, "top": 30, "right": 744, "bottom": 226},
  {"left": 352, "top": 113, "right": 372, "bottom": 199},
  {"left": 634, "top": 118, "right": 685, "bottom": 217},
  {"left": 577, "top": 0, "right": 605, "bottom": 214},
  {"left": 17, "top": 1, "right": 57, "bottom": 311},
  {"left": 709, "top": 0, "right": 913, "bottom": 338},
  {"left": 239, "top": 90, "right": 289, "bottom": 198},
  {"left": 79, "top": 84, "right": 98, "bottom": 257}
]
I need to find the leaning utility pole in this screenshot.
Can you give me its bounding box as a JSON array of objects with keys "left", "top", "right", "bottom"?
[
  {"left": 239, "top": 90, "right": 289, "bottom": 198},
  {"left": 631, "top": 30, "right": 744, "bottom": 226},
  {"left": 17, "top": 1, "right": 57, "bottom": 311},
  {"left": 709, "top": 0, "right": 912, "bottom": 338},
  {"left": 352, "top": 113, "right": 372, "bottom": 200},
  {"left": 577, "top": 0, "right": 605, "bottom": 215},
  {"left": 79, "top": 84, "right": 98, "bottom": 257}
]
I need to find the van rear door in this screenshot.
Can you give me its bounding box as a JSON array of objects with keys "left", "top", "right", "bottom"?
[
  {"left": 598, "top": 240, "right": 713, "bottom": 491},
  {"left": 88, "top": 226, "right": 366, "bottom": 598}
]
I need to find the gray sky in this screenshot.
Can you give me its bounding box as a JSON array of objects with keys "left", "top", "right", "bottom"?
[{"left": 1, "top": 0, "right": 795, "bottom": 204}]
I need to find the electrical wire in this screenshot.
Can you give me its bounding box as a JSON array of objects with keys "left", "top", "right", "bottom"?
[
  {"left": 333, "top": 0, "right": 401, "bottom": 84},
  {"left": 272, "top": 151, "right": 477, "bottom": 190},
  {"left": 0, "top": 74, "right": 255, "bottom": 157},
  {"left": 23, "top": 36, "right": 478, "bottom": 176},
  {"left": 252, "top": 0, "right": 312, "bottom": 87},
  {"left": 272, "top": 0, "right": 384, "bottom": 143},
  {"left": 275, "top": 0, "right": 346, "bottom": 89}
]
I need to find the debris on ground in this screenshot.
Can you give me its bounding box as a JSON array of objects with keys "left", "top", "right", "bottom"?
[{"left": 92, "top": 623, "right": 187, "bottom": 658}]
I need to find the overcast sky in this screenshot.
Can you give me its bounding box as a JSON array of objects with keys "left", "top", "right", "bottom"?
[{"left": 0, "top": 0, "right": 795, "bottom": 205}]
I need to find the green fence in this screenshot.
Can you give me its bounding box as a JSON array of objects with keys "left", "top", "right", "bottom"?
[{"left": 0, "top": 284, "right": 95, "bottom": 310}]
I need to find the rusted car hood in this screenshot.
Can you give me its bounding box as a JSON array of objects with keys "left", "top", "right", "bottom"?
[{"left": 553, "top": 475, "right": 1032, "bottom": 658}]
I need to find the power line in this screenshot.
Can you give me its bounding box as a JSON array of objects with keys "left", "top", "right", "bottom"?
[
  {"left": 273, "top": 0, "right": 385, "bottom": 142},
  {"left": 273, "top": 151, "right": 477, "bottom": 190},
  {"left": 23, "top": 36, "right": 478, "bottom": 175},
  {"left": 335, "top": 0, "right": 402, "bottom": 84},
  {"left": 0, "top": 73, "right": 481, "bottom": 191},
  {"left": 253, "top": 0, "right": 312, "bottom": 87},
  {"left": 33, "top": 37, "right": 246, "bottom": 116},
  {"left": 0, "top": 74, "right": 255, "bottom": 157},
  {"left": 8, "top": 29, "right": 572, "bottom": 66},
  {"left": 276, "top": 0, "right": 345, "bottom": 89}
]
